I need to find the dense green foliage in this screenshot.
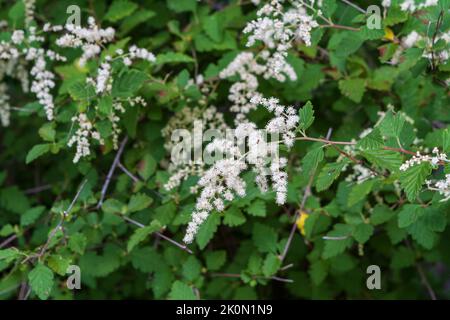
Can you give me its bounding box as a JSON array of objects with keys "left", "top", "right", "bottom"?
[{"left": 0, "top": 0, "right": 449, "bottom": 300}]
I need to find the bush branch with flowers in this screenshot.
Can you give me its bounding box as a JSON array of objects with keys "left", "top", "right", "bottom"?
[{"left": 0, "top": 0, "right": 449, "bottom": 300}]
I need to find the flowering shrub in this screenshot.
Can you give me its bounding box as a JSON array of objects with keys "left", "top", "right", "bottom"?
[{"left": 0, "top": 0, "right": 449, "bottom": 300}]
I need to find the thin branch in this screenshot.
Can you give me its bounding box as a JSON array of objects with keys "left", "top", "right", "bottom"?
[
  {"left": 121, "top": 215, "right": 193, "bottom": 254},
  {"left": 37, "top": 180, "right": 88, "bottom": 259},
  {"left": 339, "top": 0, "right": 366, "bottom": 14},
  {"left": 118, "top": 162, "right": 139, "bottom": 183},
  {"left": 97, "top": 137, "right": 128, "bottom": 209},
  {"left": 0, "top": 234, "right": 17, "bottom": 249},
  {"left": 416, "top": 262, "right": 437, "bottom": 300},
  {"left": 320, "top": 24, "right": 360, "bottom": 32},
  {"left": 24, "top": 184, "right": 52, "bottom": 195},
  {"left": 211, "top": 273, "right": 293, "bottom": 283}
]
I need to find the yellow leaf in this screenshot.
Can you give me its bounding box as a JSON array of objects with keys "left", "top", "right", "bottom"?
[
  {"left": 296, "top": 211, "right": 309, "bottom": 236},
  {"left": 383, "top": 27, "right": 395, "bottom": 41}
]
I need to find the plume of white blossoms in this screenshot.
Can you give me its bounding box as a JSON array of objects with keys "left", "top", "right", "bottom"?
[
  {"left": 400, "top": 148, "right": 448, "bottom": 171},
  {"left": 0, "top": 25, "right": 65, "bottom": 122},
  {"left": 427, "top": 175, "right": 450, "bottom": 202},
  {"left": 67, "top": 113, "right": 104, "bottom": 163},
  {"left": 0, "top": 83, "right": 11, "bottom": 126},
  {"left": 399, "top": 0, "right": 438, "bottom": 12},
  {"left": 162, "top": 105, "right": 228, "bottom": 191},
  {"left": 183, "top": 157, "right": 247, "bottom": 244},
  {"left": 220, "top": 0, "right": 318, "bottom": 123},
  {"left": 250, "top": 94, "right": 299, "bottom": 148},
  {"left": 53, "top": 17, "right": 115, "bottom": 66}
]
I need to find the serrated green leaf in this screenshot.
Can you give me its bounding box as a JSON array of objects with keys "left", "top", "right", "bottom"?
[
  {"left": 352, "top": 223, "right": 374, "bottom": 244},
  {"left": 205, "top": 251, "right": 226, "bottom": 271},
  {"left": 316, "top": 160, "right": 348, "bottom": 192},
  {"left": 338, "top": 78, "right": 366, "bottom": 103},
  {"left": 28, "top": 263, "right": 54, "bottom": 300},
  {"left": 128, "top": 193, "right": 153, "bottom": 213},
  {"left": 196, "top": 212, "right": 220, "bottom": 250},
  {"left": 168, "top": 281, "right": 197, "bottom": 300},
  {"left": 262, "top": 253, "right": 281, "bottom": 277},
  {"left": 298, "top": 101, "right": 315, "bottom": 131},
  {"left": 26, "top": 144, "right": 50, "bottom": 164},
  {"left": 104, "top": 0, "right": 138, "bottom": 22},
  {"left": 127, "top": 220, "right": 161, "bottom": 252},
  {"left": 400, "top": 163, "right": 432, "bottom": 201}
]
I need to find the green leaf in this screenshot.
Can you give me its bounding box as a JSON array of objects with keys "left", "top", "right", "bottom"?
[
  {"left": 28, "top": 263, "right": 54, "bottom": 300},
  {"left": 102, "top": 198, "right": 126, "bottom": 214},
  {"left": 391, "top": 247, "right": 415, "bottom": 269},
  {"left": 128, "top": 193, "right": 153, "bottom": 213},
  {"left": 205, "top": 251, "right": 226, "bottom": 271},
  {"left": 348, "top": 179, "right": 375, "bottom": 207},
  {"left": 262, "top": 253, "right": 281, "bottom": 277},
  {"left": 168, "top": 281, "right": 197, "bottom": 300},
  {"left": 398, "top": 204, "right": 423, "bottom": 228},
  {"left": 112, "top": 70, "right": 148, "bottom": 98},
  {"left": 302, "top": 146, "right": 324, "bottom": 174},
  {"left": 0, "top": 248, "right": 20, "bottom": 261},
  {"left": 247, "top": 199, "right": 266, "bottom": 217},
  {"left": 98, "top": 96, "right": 113, "bottom": 115},
  {"left": 322, "top": 224, "right": 353, "bottom": 259},
  {"left": 223, "top": 206, "right": 246, "bottom": 227},
  {"left": 442, "top": 128, "right": 450, "bottom": 153},
  {"left": 361, "top": 149, "right": 403, "bottom": 172},
  {"left": 356, "top": 128, "right": 383, "bottom": 150},
  {"left": 138, "top": 154, "right": 157, "bottom": 180},
  {"left": 104, "top": 0, "right": 138, "bottom": 22},
  {"left": 127, "top": 220, "right": 162, "bottom": 252},
  {"left": 338, "top": 78, "right": 366, "bottom": 103},
  {"left": 182, "top": 256, "right": 202, "bottom": 281},
  {"left": 203, "top": 14, "right": 222, "bottom": 42},
  {"left": 47, "top": 255, "right": 71, "bottom": 276},
  {"left": 321, "top": 0, "right": 337, "bottom": 18},
  {"left": 352, "top": 223, "right": 374, "bottom": 244},
  {"left": 309, "top": 260, "right": 328, "bottom": 285},
  {"left": 68, "top": 82, "right": 96, "bottom": 101},
  {"left": 400, "top": 163, "right": 432, "bottom": 201},
  {"left": 68, "top": 233, "right": 87, "bottom": 255},
  {"left": 38, "top": 123, "right": 56, "bottom": 142},
  {"left": 298, "top": 101, "right": 315, "bottom": 131},
  {"left": 370, "top": 204, "right": 394, "bottom": 225},
  {"left": 379, "top": 111, "right": 405, "bottom": 138},
  {"left": 196, "top": 212, "right": 220, "bottom": 250},
  {"left": 26, "top": 144, "right": 50, "bottom": 164},
  {"left": 166, "top": 0, "right": 197, "bottom": 13},
  {"left": 252, "top": 223, "right": 278, "bottom": 254},
  {"left": 316, "top": 160, "right": 348, "bottom": 192},
  {"left": 130, "top": 247, "right": 160, "bottom": 273},
  {"left": 156, "top": 52, "right": 194, "bottom": 65},
  {"left": 21, "top": 206, "right": 45, "bottom": 227}
]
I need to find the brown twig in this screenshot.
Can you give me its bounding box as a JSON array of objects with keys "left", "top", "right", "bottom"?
[
  {"left": 211, "top": 273, "right": 293, "bottom": 283},
  {"left": 121, "top": 215, "right": 193, "bottom": 254},
  {"left": 97, "top": 137, "right": 128, "bottom": 209}
]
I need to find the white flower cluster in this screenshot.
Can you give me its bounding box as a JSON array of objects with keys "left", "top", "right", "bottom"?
[
  {"left": 399, "top": 0, "right": 438, "bottom": 12},
  {"left": 162, "top": 106, "right": 228, "bottom": 191},
  {"left": 427, "top": 175, "right": 450, "bottom": 202},
  {"left": 67, "top": 113, "right": 104, "bottom": 163},
  {"left": 250, "top": 94, "right": 299, "bottom": 148},
  {"left": 346, "top": 164, "right": 376, "bottom": 184},
  {"left": 391, "top": 30, "right": 450, "bottom": 65},
  {"left": 220, "top": 0, "right": 318, "bottom": 124},
  {"left": 399, "top": 148, "right": 448, "bottom": 171},
  {"left": 245, "top": 0, "right": 318, "bottom": 48},
  {"left": 0, "top": 83, "right": 11, "bottom": 126},
  {"left": 183, "top": 158, "right": 247, "bottom": 243},
  {"left": 52, "top": 17, "right": 115, "bottom": 66},
  {"left": 0, "top": 26, "right": 64, "bottom": 122}
]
